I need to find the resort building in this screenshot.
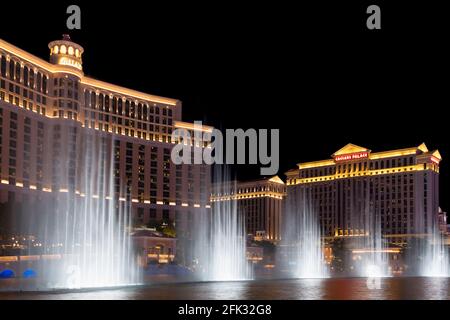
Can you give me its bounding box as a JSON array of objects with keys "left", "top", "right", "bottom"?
[
  {"left": 211, "top": 176, "right": 286, "bottom": 243},
  {"left": 132, "top": 228, "right": 177, "bottom": 265},
  {"left": 285, "top": 143, "right": 442, "bottom": 246},
  {"left": 0, "top": 35, "right": 211, "bottom": 234}
]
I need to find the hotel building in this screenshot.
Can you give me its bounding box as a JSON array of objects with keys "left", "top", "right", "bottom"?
[
  {"left": 285, "top": 143, "right": 442, "bottom": 246},
  {"left": 0, "top": 35, "right": 211, "bottom": 234},
  {"left": 211, "top": 176, "right": 286, "bottom": 242}
]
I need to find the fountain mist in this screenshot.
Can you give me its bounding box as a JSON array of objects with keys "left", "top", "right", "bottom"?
[
  {"left": 39, "top": 131, "right": 140, "bottom": 288},
  {"left": 416, "top": 206, "right": 449, "bottom": 277},
  {"left": 283, "top": 185, "right": 328, "bottom": 278},
  {"left": 191, "top": 167, "right": 252, "bottom": 281},
  {"left": 351, "top": 184, "right": 390, "bottom": 277}
]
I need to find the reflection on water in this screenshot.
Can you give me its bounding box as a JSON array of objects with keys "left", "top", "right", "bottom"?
[{"left": 0, "top": 277, "right": 449, "bottom": 300}]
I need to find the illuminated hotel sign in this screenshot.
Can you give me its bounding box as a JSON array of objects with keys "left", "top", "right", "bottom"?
[
  {"left": 335, "top": 152, "right": 369, "bottom": 162},
  {"left": 58, "top": 57, "right": 82, "bottom": 70}
]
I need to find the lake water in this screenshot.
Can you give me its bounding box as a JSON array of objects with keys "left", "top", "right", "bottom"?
[{"left": 0, "top": 277, "right": 449, "bottom": 300}]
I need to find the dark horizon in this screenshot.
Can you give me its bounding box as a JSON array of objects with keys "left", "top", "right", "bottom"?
[{"left": 1, "top": 1, "right": 448, "bottom": 212}]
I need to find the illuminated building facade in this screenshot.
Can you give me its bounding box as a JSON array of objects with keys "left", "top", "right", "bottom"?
[
  {"left": 0, "top": 36, "right": 211, "bottom": 232},
  {"left": 285, "top": 143, "right": 442, "bottom": 245},
  {"left": 211, "top": 176, "right": 286, "bottom": 242}
]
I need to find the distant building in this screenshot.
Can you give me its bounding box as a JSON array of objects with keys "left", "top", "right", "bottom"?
[
  {"left": 211, "top": 176, "right": 286, "bottom": 242},
  {"left": 132, "top": 229, "right": 176, "bottom": 265},
  {"left": 285, "top": 143, "right": 442, "bottom": 246},
  {"left": 438, "top": 207, "right": 448, "bottom": 234}
]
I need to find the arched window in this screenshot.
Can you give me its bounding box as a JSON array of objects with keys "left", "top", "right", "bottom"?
[
  {"left": 42, "top": 75, "right": 47, "bottom": 93},
  {"left": 9, "top": 60, "right": 14, "bottom": 79},
  {"left": 84, "top": 90, "right": 90, "bottom": 108},
  {"left": 29, "top": 69, "right": 34, "bottom": 88},
  {"left": 118, "top": 98, "right": 123, "bottom": 114},
  {"left": 138, "top": 103, "right": 142, "bottom": 120},
  {"left": 0, "top": 55, "right": 6, "bottom": 77},
  {"left": 143, "top": 104, "right": 148, "bottom": 120},
  {"left": 23, "top": 66, "right": 29, "bottom": 85},
  {"left": 125, "top": 100, "right": 130, "bottom": 117},
  {"left": 99, "top": 93, "right": 104, "bottom": 111},
  {"left": 15, "top": 62, "right": 21, "bottom": 82},
  {"left": 90, "top": 91, "right": 96, "bottom": 108},
  {"left": 36, "top": 72, "right": 42, "bottom": 92},
  {"left": 130, "top": 101, "right": 135, "bottom": 117},
  {"left": 112, "top": 97, "right": 117, "bottom": 113},
  {"left": 104, "top": 95, "right": 110, "bottom": 112}
]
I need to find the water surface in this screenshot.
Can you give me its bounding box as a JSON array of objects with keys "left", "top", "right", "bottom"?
[{"left": 1, "top": 277, "right": 449, "bottom": 300}]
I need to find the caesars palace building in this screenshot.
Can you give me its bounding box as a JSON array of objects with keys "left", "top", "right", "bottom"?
[
  {"left": 0, "top": 35, "right": 211, "bottom": 236},
  {"left": 285, "top": 143, "right": 442, "bottom": 246}
]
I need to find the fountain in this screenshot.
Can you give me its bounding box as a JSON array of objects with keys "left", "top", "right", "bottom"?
[
  {"left": 190, "top": 167, "right": 252, "bottom": 281},
  {"left": 414, "top": 205, "right": 450, "bottom": 277},
  {"left": 17, "top": 130, "right": 141, "bottom": 289},
  {"left": 351, "top": 186, "right": 390, "bottom": 278},
  {"left": 421, "top": 225, "right": 449, "bottom": 277},
  {"left": 282, "top": 185, "right": 328, "bottom": 278}
]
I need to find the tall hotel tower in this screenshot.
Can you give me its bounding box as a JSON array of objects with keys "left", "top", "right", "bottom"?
[
  {"left": 0, "top": 36, "right": 211, "bottom": 236},
  {"left": 286, "top": 143, "right": 442, "bottom": 246}
]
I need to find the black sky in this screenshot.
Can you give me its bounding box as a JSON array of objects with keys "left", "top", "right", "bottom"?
[{"left": 0, "top": 1, "right": 449, "bottom": 210}]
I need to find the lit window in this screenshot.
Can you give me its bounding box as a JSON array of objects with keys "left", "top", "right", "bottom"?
[
  {"left": 60, "top": 45, "right": 67, "bottom": 54},
  {"left": 68, "top": 46, "right": 74, "bottom": 55},
  {"left": 75, "top": 49, "right": 80, "bottom": 57},
  {"left": 54, "top": 46, "right": 59, "bottom": 54}
]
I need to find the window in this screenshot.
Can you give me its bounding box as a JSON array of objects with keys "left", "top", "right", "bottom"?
[
  {"left": 23, "top": 66, "right": 29, "bottom": 85},
  {"left": 163, "top": 210, "right": 170, "bottom": 222},
  {"left": 42, "top": 75, "right": 47, "bottom": 93},
  {"left": 125, "top": 100, "right": 130, "bottom": 117},
  {"left": 99, "top": 93, "right": 104, "bottom": 110},
  {"left": 9, "top": 60, "right": 14, "bottom": 80},
  {"left": 36, "top": 73, "right": 42, "bottom": 92},
  {"left": 84, "top": 91, "right": 89, "bottom": 107},
  {"left": 1, "top": 55, "right": 7, "bottom": 77},
  {"left": 15, "top": 63, "right": 20, "bottom": 82},
  {"left": 90, "top": 91, "right": 96, "bottom": 108},
  {"left": 29, "top": 69, "right": 34, "bottom": 88}
]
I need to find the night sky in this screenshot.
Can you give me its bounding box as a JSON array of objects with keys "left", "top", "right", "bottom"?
[{"left": 0, "top": 1, "right": 449, "bottom": 211}]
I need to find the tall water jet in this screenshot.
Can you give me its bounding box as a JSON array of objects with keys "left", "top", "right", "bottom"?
[
  {"left": 191, "top": 167, "right": 252, "bottom": 281},
  {"left": 417, "top": 208, "right": 449, "bottom": 277},
  {"left": 38, "top": 129, "right": 140, "bottom": 289},
  {"left": 351, "top": 184, "right": 390, "bottom": 278},
  {"left": 422, "top": 226, "right": 449, "bottom": 277},
  {"left": 283, "top": 185, "right": 328, "bottom": 278}
]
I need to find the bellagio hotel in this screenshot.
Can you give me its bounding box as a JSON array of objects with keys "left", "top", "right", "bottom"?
[
  {"left": 0, "top": 35, "right": 211, "bottom": 233},
  {"left": 286, "top": 143, "right": 442, "bottom": 246}
]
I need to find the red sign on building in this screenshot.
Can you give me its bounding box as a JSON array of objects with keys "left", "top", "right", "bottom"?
[{"left": 335, "top": 152, "right": 369, "bottom": 162}]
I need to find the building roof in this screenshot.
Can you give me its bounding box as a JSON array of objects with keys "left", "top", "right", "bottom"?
[
  {"left": 268, "top": 176, "right": 285, "bottom": 185},
  {"left": 212, "top": 175, "right": 285, "bottom": 187},
  {"left": 0, "top": 37, "right": 180, "bottom": 106},
  {"left": 332, "top": 143, "right": 371, "bottom": 157},
  {"left": 287, "top": 143, "right": 441, "bottom": 175}
]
